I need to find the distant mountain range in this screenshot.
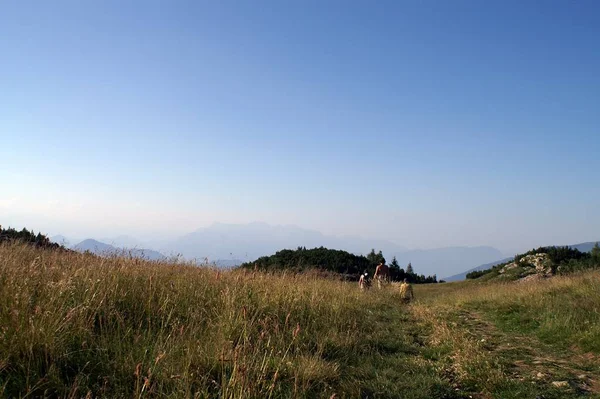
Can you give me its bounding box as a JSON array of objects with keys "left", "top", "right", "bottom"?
[
  {"left": 51, "top": 222, "right": 511, "bottom": 276},
  {"left": 45, "top": 226, "right": 600, "bottom": 277},
  {"left": 164, "top": 222, "right": 407, "bottom": 264},
  {"left": 443, "top": 241, "right": 600, "bottom": 281},
  {"left": 55, "top": 238, "right": 167, "bottom": 261}
]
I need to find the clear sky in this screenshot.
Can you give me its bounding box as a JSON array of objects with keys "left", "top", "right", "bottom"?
[{"left": 1, "top": 0, "right": 599, "bottom": 253}]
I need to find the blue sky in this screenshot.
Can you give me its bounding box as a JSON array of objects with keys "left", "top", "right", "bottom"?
[{"left": 1, "top": 0, "right": 599, "bottom": 252}]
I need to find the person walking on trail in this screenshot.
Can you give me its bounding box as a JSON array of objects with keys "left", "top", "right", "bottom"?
[
  {"left": 359, "top": 271, "right": 369, "bottom": 290},
  {"left": 399, "top": 278, "right": 414, "bottom": 303},
  {"left": 374, "top": 261, "right": 390, "bottom": 289}
]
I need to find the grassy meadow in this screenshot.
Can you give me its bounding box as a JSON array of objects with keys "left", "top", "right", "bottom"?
[{"left": 1, "top": 243, "right": 599, "bottom": 398}]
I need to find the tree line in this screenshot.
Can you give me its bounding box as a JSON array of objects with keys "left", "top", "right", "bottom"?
[
  {"left": 240, "top": 247, "right": 439, "bottom": 284},
  {"left": 0, "top": 225, "right": 62, "bottom": 250}
]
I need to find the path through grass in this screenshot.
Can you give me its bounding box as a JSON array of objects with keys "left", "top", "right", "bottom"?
[{"left": 413, "top": 274, "right": 600, "bottom": 398}]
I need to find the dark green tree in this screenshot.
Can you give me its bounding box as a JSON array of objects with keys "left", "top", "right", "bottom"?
[
  {"left": 592, "top": 242, "right": 600, "bottom": 260},
  {"left": 366, "top": 249, "right": 385, "bottom": 266},
  {"left": 0, "top": 225, "right": 61, "bottom": 250},
  {"left": 389, "top": 256, "right": 406, "bottom": 281}
]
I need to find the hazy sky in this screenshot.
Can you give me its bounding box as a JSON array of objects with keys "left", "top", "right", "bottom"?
[{"left": 1, "top": 1, "right": 599, "bottom": 253}]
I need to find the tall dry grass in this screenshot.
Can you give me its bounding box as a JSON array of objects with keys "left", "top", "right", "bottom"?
[{"left": 0, "top": 243, "right": 397, "bottom": 398}]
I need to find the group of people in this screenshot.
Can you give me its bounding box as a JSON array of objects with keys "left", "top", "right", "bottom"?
[{"left": 358, "top": 261, "right": 414, "bottom": 303}]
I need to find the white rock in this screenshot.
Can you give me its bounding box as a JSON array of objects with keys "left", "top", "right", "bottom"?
[{"left": 551, "top": 381, "right": 569, "bottom": 388}]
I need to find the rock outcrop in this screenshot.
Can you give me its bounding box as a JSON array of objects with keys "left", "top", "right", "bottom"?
[{"left": 498, "top": 253, "right": 553, "bottom": 281}]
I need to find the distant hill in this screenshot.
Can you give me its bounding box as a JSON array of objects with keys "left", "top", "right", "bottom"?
[
  {"left": 72, "top": 239, "right": 166, "bottom": 261},
  {"left": 569, "top": 242, "right": 599, "bottom": 253},
  {"left": 444, "top": 241, "right": 600, "bottom": 281},
  {"left": 242, "top": 247, "right": 371, "bottom": 276},
  {"left": 390, "top": 246, "right": 504, "bottom": 278},
  {"left": 73, "top": 239, "right": 115, "bottom": 254},
  {"left": 443, "top": 257, "right": 514, "bottom": 282},
  {"left": 468, "top": 245, "right": 598, "bottom": 282},
  {"left": 241, "top": 247, "right": 439, "bottom": 283}
]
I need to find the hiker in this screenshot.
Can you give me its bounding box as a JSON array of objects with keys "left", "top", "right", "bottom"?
[
  {"left": 359, "top": 271, "right": 369, "bottom": 290},
  {"left": 374, "top": 261, "right": 390, "bottom": 289},
  {"left": 399, "top": 278, "right": 414, "bottom": 303}
]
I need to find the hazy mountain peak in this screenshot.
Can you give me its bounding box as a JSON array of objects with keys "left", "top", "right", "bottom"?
[
  {"left": 71, "top": 239, "right": 166, "bottom": 261},
  {"left": 73, "top": 239, "right": 116, "bottom": 253}
]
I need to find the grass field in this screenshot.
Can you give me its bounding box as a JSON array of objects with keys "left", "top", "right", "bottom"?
[{"left": 1, "top": 243, "right": 599, "bottom": 398}]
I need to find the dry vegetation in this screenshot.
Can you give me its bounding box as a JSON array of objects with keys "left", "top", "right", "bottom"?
[
  {"left": 1, "top": 242, "right": 600, "bottom": 398},
  {"left": 0, "top": 243, "right": 438, "bottom": 398}
]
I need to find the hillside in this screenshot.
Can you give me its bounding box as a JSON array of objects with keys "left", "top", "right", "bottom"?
[
  {"left": 241, "top": 246, "right": 371, "bottom": 275},
  {"left": 466, "top": 244, "right": 600, "bottom": 282},
  {"left": 2, "top": 242, "right": 600, "bottom": 398},
  {"left": 444, "top": 257, "right": 514, "bottom": 282},
  {"left": 241, "top": 246, "right": 439, "bottom": 283},
  {"left": 445, "top": 240, "right": 600, "bottom": 281}
]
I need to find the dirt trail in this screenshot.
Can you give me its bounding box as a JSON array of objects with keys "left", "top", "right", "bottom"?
[{"left": 453, "top": 308, "right": 600, "bottom": 395}]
